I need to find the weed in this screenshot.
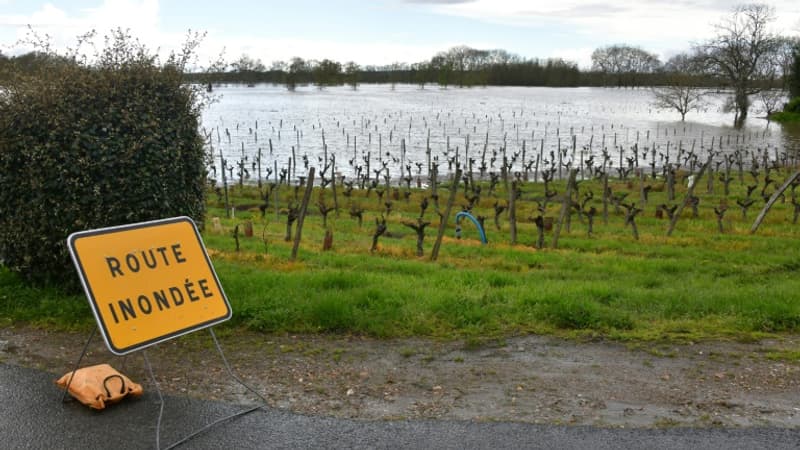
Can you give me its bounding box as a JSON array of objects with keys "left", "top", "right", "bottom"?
[{"left": 400, "top": 347, "right": 417, "bottom": 358}]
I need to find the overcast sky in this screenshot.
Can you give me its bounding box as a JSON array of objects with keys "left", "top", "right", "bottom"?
[{"left": 2, "top": 0, "right": 799, "bottom": 69}]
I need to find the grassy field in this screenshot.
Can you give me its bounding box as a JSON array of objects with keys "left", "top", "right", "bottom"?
[
  {"left": 769, "top": 111, "right": 800, "bottom": 123},
  {"left": 2, "top": 166, "right": 800, "bottom": 343}
]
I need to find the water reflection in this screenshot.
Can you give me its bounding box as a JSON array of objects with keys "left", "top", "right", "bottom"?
[{"left": 777, "top": 120, "right": 800, "bottom": 157}]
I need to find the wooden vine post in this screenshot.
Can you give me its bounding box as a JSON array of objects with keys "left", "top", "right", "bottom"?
[
  {"left": 430, "top": 168, "right": 461, "bottom": 262},
  {"left": 638, "top": 169, "right": 647, "bottom": 207},
  {"left": 290, "top": 167, "right": 315, "bottom": 261},
  {"left": 220, "top": 153, "right": 230, "bottom": 218},
  {"left": 602, "top": 172, "right": 609, "bottom": 224},
  {"left": 666, "top": 156, "right": 711, "bottom": 237},
  {"left": 552, "top": 169, "right": 577, "bottom": 249},
  {"left": 508, "top": 180, "right": 518, "bottom": 245},
  {"left": 750, "top": 170, "right": 800, "bottom": 234},
  {"left": 331, "top": 155, "right": 339, "bottom": 216}
]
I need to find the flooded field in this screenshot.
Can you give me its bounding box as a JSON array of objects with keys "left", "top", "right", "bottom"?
[{"left": 201, "top": 84, "right": 799, "bottom": 184}]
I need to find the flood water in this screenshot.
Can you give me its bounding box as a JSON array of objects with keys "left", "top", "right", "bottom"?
[{"left": 201, "top": 84, "right": 800, "bottom": 184}]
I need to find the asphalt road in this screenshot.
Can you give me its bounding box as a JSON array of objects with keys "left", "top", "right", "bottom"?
[{"left": 2, "top": 363, "right": 799, "bottom": 450}]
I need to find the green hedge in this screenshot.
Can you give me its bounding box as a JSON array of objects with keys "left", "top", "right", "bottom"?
[
  {"left": 0, "top": 36, "right": 207, "bottom": 287},
  {"left": 790, "top": 43, "right": 800, "bottom": 99},
  {"left": 785, "top": 97, "right": 800, "bottom": 113}
]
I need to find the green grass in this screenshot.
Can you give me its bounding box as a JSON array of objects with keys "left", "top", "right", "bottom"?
[
  {"left": 3, "top": 167, "right": 800, "bottom": 343},
  {"left": 0, "top": 269, "right": 92, "bottom": 330},
  {"left": 768, "top": 111, "right": 800, "bottom": 123}
]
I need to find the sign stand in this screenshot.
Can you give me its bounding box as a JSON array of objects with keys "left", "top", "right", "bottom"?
[
  {"left": 61, "top": 326, "right": 270, "bottom": 449},
  {"left": 63, "top": 217, "right": 269, "bottom": 448},
  {"left": 60, "top": 327, "right": 97, "bottom": 404},
  {"left": 143, "top": 328, "right": 269, "bottom": 450}
]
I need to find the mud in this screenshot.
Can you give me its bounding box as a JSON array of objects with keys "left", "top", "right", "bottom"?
[{"left": 2, "top": 325, "right": 799, "bottom": 428}]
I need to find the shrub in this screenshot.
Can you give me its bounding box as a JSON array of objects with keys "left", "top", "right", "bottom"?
[
  {"left": 790, "top": 43, "right": 800, "bottom": 98},
  {"left": 784, "top": 97, "right": 800, "bottom": 113},
  {"left": 0, "top": 30, "right": 208, "bottom": 287}
]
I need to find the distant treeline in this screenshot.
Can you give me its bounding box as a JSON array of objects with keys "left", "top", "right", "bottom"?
[
  {"left": 0, "top": 44, "right": 784, "bottom": 90},
  {"left": 188, "top": 59, "right": 586, "bottom": 88},
  {"left": 186, "top": 66, "right": 716, "bottom": 89},
  {"left": 189, "top": 68, "right": 720, "bottom": 89},
  {"left": 183, "top": 44, "right": 734, "bottom": 89}
]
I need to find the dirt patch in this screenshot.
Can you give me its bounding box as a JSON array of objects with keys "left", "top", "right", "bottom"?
[{"left": 2, "top": 325, "right": 800, "bottom": 428}]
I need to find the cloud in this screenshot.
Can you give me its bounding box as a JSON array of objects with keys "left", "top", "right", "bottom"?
[
  {"left": 520, "top": 3, "right": 630, "bottom": 18},
  {"left": 417, "top": 0, "right": 800, "bottom": 47},
  {"left": 3, "top": 0, "right": 798, "bottom": 67},
  {"left": 402, "top": 0, "right": 476, "bottom": 4},
  {"left": 0, "top": 1, "right": 443, "bottom": 69},
  {"left": 0, "top": 1, "right": 191, "bottom": 61},
  {"left": 1, "top": 1, "right": 159, "bottom": 33},
  {"left": 0, "top": 4, "right": 66, "bottom": 30},
  {"left": 82, "top": 0, "right": 160, "bottom": 31}
]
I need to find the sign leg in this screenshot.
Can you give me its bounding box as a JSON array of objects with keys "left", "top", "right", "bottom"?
[
  {"left": 142, "top": 350, "right": 166, "bottom": 449},
  {"left": 60, "top": 327, "right": 97, "bottom": 404},
  {"left": 208, "top": 328, "right": 271, "bottom": 404},
  {"left": 143, "top": 328, "right": 270, "bottom": 450}
]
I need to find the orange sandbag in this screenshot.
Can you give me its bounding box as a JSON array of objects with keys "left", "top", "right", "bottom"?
[{"left": 56, "top": 363, "right": 143, "bottom": 410}]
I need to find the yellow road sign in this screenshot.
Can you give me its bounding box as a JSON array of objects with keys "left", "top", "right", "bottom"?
[{"left": 68, "top": 217, "right": 231, "bottom": 355}]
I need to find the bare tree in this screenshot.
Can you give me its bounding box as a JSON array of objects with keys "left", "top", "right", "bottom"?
[
  {"left": 591, "top": 44, "right": 661, "bottom": 87},
  {"left": 775, "top": 36, "right": 800, "bottom": 90},
  {"left": 387, "top": 61, "right": 405, "bottom": 90},
  {"left": 344, "top": 61, "right": 360, "bottom": 90},
  {"left": 312, "top": 59, "right": 342, "bottom": 89},
  {"left": 429, "top": 54, "right": 452, "bottom": 89},
  {"left": 411, "top": 61, "right": 429, "bottom": 89},
  {"left": 757, "top": 88, "right": 787, "bottom": 116},
  {"left": 286, "top": 57, "right": 307, "bottom": 91},
  {"left": 695, "top": 4, "right": 780, "bottom": 127},
  {"left": 791, "top": 40, "right": 800, "bottom": 98},
  {"left": 652, "top": 53, "right": 707, "bottom": 121},
  {"left": 233, "top": 54, "right": 265, "bottom": 72},
  {"left": 270, "top": 60, "right": 287, "bottom": 72},
  {"left": 441, "top": 45, "right": 490, "bottom": 87},
  {"left": 757, "top": 36, "right": 798, "bottom": 116}
]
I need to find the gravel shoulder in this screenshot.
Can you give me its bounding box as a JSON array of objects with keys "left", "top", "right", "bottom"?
[{"left": 2, "top": 325, "right": 799, "bottom": 428}]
